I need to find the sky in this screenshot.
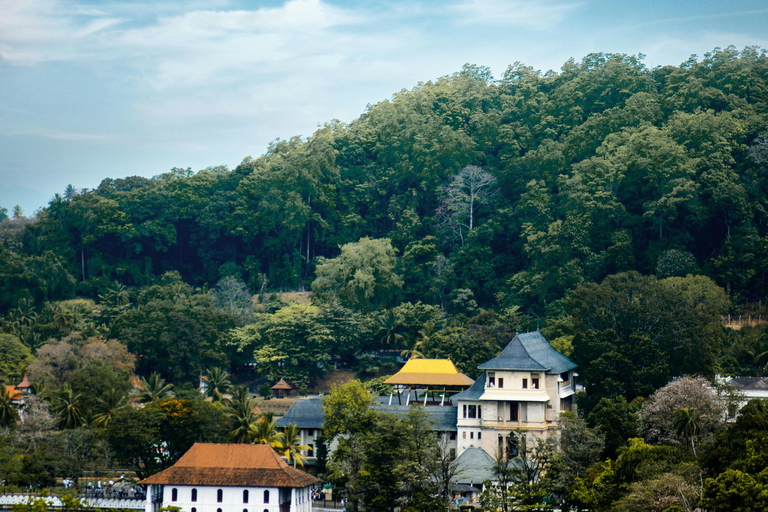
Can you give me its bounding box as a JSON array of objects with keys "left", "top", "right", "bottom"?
[{"left": 1, "top": 0, "right": 767, "bottom": 215}]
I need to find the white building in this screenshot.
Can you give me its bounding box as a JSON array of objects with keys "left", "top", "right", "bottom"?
[
  {"left": 139, "top": 443, "right": 319, "bottom": 512},
  {"left": 451, "top": 331, "right": 578, "bottom": 457}
]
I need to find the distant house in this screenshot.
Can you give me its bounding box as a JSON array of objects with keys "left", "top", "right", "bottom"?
[
  {"left": 717, "top": 375, "right": 768, "bottom": 418},
  {"left": 451, "top": 331, "right": 578, "bottom": 458},
  {"left": 139, "top": 443, "right": 319, "bottom": 512}
]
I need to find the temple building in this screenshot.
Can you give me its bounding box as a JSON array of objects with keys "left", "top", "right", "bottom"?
[
  {"left": 451, "top": 331, "right": 577, "bottom": 458},
  {"left": 139, "top": 443, "right": 319, "bottom": 512}
]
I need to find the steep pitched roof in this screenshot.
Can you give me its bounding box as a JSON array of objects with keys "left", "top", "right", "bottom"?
[
  {"left": 450, "top": 372, "right": 486, "bottom": 402},
  {"left": 383, "top": 359, "right": 474, "bottom": 387},
  {"left": 271, "top": 378, "right": 292, "bottom": 390},
  {"left": 477, "top": 331, "right": 577, "bottom": 374},
  {"left": 455, "top": 447, "right": 497, "bottom": 484},
  {"left": 17, "top": 374, "right": 31, "bottom": 389},
  {"left": 138, "top": 443, "right": 319, "bottom": 488}
]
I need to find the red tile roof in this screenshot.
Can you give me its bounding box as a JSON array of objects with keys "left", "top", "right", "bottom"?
[
  {"left": 138, "top": 443, "right": 319, "bottom": 488},
  {"left": 17, "top": 374, "right": 30, "bottom": 389}
]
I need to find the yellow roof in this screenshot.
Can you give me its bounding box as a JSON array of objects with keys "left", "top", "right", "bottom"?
[{"left": 383, "top": 359, "right": 474, "bottom": 387}]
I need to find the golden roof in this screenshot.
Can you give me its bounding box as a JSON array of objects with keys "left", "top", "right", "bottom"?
[{"left": 383, "top": 359, "right": 475, "bottom": 387}]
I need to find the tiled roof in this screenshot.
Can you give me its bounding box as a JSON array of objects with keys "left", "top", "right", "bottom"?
[
  {"left": 138, "top": 443, "right": 319, "bottom": 488},
  {"left": 478, "top": 331, "right": 577, "bottom": 374},
  {"left": 455, "top": 447, "right": 497, "bottom": 484},
  {"left": 276, "top": 396, "right": 458, "bottom": 431},
  {"left": 384, "top": 359, "right": 474, "bottom": 387},
  {"left": 450, "top": 372, "right": 486, "bottom": 402},
  {"left": 275, "top": 397, "right": 325, "bottom": 429}
]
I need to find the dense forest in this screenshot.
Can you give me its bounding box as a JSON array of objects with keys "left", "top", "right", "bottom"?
[{"left": 2, "top": 45, "right": 768, "bottom": 511}]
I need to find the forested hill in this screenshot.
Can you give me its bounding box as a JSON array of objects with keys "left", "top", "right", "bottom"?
[{"left": 2, "top": 46, "right": 768, "bottom": 326}]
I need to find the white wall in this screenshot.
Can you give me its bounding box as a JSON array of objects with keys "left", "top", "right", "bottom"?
[{"left": 152, "top": 484, "right": 313, "bottom": 512}]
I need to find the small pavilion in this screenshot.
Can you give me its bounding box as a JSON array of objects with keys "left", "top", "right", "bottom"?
[
  {"left": 384, "top": 359, "right": 474, "bottom": 406},
  {"left": 272, "top": 378, "right": 293, "bottom": 398}
]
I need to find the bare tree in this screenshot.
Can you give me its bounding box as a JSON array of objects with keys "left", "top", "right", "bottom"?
[{"left": 436, "top": 165, "right": 498, "bottom": 246}]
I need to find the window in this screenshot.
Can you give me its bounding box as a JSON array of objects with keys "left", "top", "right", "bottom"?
[
  {"left": 463, "top": 404, "right": 467, "bottom": 418},
  {"left": 191, "top": 508, "right": 196, "bottom": 512},
  {"left": 191, "top": 489, "right": 197, "bottom": 502},
  {"left": 510, "top": 401, "right": 519, "bottom": 422},
  {"left": 488, "top": 373, "right": 495, "bottom": 387},
  {"left": 560, "top": 371, "right": 569, "bottom": 383},
  {"left": 308, "top": 444, "right": 314, "bottom": 457},
  {"left": 462, "top": 431, "right": 466, "bottom": 439},
  {"left": 522, "top": 378, "right": 528, "bottom": 389},
  {"left": 217, "top": 489, "right": 223, "bottom": 503},
  {"left": 243, "top": 490, "right": 249, "bottom": 503},
  {"left": 264, "top": 490, "right": 270, "bottom": 504},
  {"left": 532, "top": 377, "right": 540, "bottom": 389},
  {"left": 450, "top": 448, "right": 456, "bottom": 460},
  {"left": 171, "top": 489, "right": 178, "bottom": 502},
  {"left": 308, "top": 429, "right": 314, "bottom": 436},
  {"left": 449, "top": 432, "right": 456, "bottom": 440},
  {"left": 498, "top": 378, "right": 504, "bottom": 388},
  {"left": 470, "top": 431, "right": 474, "bottom": 439},
  {"left": 478, "top": 432, "right": 482, "bottom": 440},
  {"left": 468, "top": 405, "right": 477, "bottom": 418}
]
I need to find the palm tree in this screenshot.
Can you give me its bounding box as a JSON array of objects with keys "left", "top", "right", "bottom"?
[
  {"left": 12, "top": 205, "right": 23, "bottom": 219},
  {"left": 54, "top": 385, "right": 86, "bottom": 429},
  {"left": 92, "top": 388, "right": 129, "bottom": 428},
  {"left": 252, "top": 416, "right": 284, "bottom": 449},
  {"left": 281, "top": 424, "right": 310, "bottom": 467},
  {"left": 136, "top": 372, "right": 174, "bottom": 403},
  {"left": 377, "top": 310, "right": 404, "bottom": 347},
  {"left": 674, "top": 407, "right": 701, "bottom": 456},
  {"left": 204, "top": 367, "right": 233, "bottom": 403},
  {"left": 0, "top": 206, "right": 7, "bottom": 222},
  {"left": 64, "top": 184, "right": 77, "bottom": 201},
  {"left": 228, "top": 390, "right": 259, "bottom": 443},
  {"left": 0, "top": 386, "right": 19, "bottom": 428}
]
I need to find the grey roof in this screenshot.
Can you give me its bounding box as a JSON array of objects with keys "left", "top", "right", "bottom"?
[
  {"left": 478, "top": 331, "right": 577, "bottom": 374},
  {"left": 450, "top": 372, "right": 486, "bottom": 402},
  {"left": 454, "top": 447, "right": 497, "bottom": 484},
  {"left": 275, "top": 396, "right": 457, "bottom": 431},
  {"left": 275, "top": 397, "right": 325, "bottom": 429},
  {"left": 373, "top": 404, "right": 458, "bottom": 431},
  {"left": 728, "top": 377, "right": 768, "bottom": 389}
]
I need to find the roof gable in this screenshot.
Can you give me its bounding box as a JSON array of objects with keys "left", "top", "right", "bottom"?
[{"left": 478, "top": 331, "right": 577, "bottom": 374}]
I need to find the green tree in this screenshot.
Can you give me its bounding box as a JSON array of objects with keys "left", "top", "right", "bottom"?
[
  {"left": 281, "top": 424, "right": 310, "bottom": 467},
  {"left": 312, "top": 237, "right": 403, "bottom": 311},
  {"left": 0, "top": 386, "right": 19, "bottom": 427},
  {"left": 0, "top": 334, "right": 35, "bottom": 383}
]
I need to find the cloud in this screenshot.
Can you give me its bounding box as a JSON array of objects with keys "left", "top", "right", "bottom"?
[{"left": 449, "top": 0, "right": 583, "bottom": 29}]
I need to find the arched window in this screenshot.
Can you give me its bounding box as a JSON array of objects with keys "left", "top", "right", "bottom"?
[
  {"left": 263, "top": 490, "right": 269, "bottom": 504},
  {"left": 217, "top": 508, "right": 222, "bottom": 512},
  {"left": 191, "top": 489, "right": 197, "bottom": 502},
  {"left": 217, "top": 489, "right": 223, "bottom": 503},
  {"left": 171, "top": 489, "right": 178, "bottom": 502},
  {"left": 243, "top": 490, "right": 249, "bottom": 503},
  {"left": 191, "top": 508, "right": 196, "bottom": 512}
]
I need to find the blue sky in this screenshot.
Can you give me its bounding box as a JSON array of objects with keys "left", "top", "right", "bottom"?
[{"left": 1, "top": 0, "right": 767, "bottom": 215}]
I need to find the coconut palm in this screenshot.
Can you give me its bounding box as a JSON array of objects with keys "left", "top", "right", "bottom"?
[
  {"left": 136, "top": 372, "right": 174, "bottom": 403},
  {"left": 12, "top": 205, "right": 23, "bottom": 219},
  {"left": 281, "top": 424, "right": 310, "bottom": 467},
  {"left": 252, "top": 416, "right": 284, "bottom": 449},
  {"left": 92, "top": 388, "right": 129, "bottom": 428},
  {"left": 64, "top": 184, "right": 77, "bottom": 201},
  {"left": 376, "top": 310, "right": 404, "bottom": 347},
  {"left": 674, "top": 407, "right": 701, "bottom": 456},
  {"left": 0, "top": 206, "right": 7, "bottom": 222},
  {"left": 228, "top": 392, "right": 259, "bottom": 443},
  {"left": 0, "top": 386, "right": 19, "bottom": 428},
  {"left": 204, "top": 367, "right": 232, "bottom": 403},
  {"left": 53, "top": 384, "right": 86, "bottom": 429}
]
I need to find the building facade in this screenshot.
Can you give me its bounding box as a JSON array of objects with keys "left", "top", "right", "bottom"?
[
  {"left": 451, "top": 331, "right": 577, "bottom": 458},
  {"left": 139, "top": 443, "right": 319, "bottom": 512}
]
